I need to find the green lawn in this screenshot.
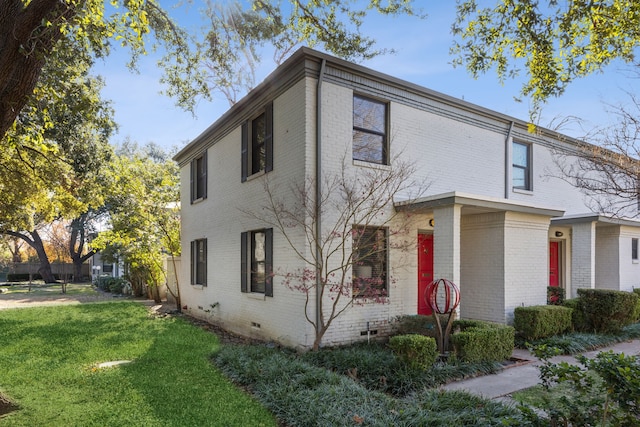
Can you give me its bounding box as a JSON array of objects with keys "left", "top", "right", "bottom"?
[
  {"left": 0, "top": 282, "right": 98, "bottom": 296},
  {"left": 0, "top": 302, "right": 277, "bottom": 426}
]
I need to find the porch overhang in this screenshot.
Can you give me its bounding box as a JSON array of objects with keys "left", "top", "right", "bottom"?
[
  {"left": 551, "top": 213, "right": 640, "bottom": 228},
  {"left": 395, "top": 191, "right": 565, "bottom": 217}
]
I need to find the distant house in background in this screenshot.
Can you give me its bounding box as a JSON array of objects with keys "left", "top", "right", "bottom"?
[
  {"left": 90, "top": 252, "right": 124, "bottom": 281},
  {"left": 174, "top": 48, "right": 640, "bottom": 350}
]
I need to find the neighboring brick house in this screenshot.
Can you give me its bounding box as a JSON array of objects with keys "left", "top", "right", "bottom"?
[{"left": 174, "top": 47, "right": 640, "bottom": 349}]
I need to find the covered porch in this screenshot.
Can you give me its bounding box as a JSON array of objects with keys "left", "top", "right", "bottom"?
[{"left": 396, "top": 191, "right": 565, "bottom": 324}]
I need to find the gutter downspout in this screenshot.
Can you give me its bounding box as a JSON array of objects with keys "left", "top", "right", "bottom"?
[
  {"left": 504, "top": 121, "right": 515, "bottom": 199},
  {"left": 315, "top": 59, "right": 326, "bottom": 348}
]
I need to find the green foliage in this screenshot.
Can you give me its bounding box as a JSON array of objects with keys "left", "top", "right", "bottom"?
[
  {"left": 392, "top": 314, "right": 447, "bottom": 338},
  {"left": 578, "top": 288, "right": 639, "bottom": 333},
  {"left": 451, "top": 320, "right": 515, "bottom": 363},
  {"left": 514, "top": 305, "right": 573, "bottom": 340},
  {"left": 519, "top": 346, "right": 640, "bottom": 426},
  {"left": 388, "top": 334, "right": 438, "bottom": 370},
  {"left": 0, "top": 303, "right": 276, "bottom": 426},
  {"left": 215, "top": 344, "right": 531, "bottom": 426},
  {"left": 634, "top": 289, "right": 640, "bottom": 321},
  {"left": 452, "top": 0, "right": 640, "bottom": 108},
  {"left": 95, "top": 276, "right": 129, "bottom": 295},
  {"left": 563, "top": 297, "right": 590, "bottom": 332},
  {"left": 92, "top": 143, "right": 180, "bottom": 299},
  {"left": 547, "top": 286, "right": 565, "bottom": 305}
]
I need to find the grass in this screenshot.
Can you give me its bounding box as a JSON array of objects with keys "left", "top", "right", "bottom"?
[
  {"left": 517, "top": 322, "right": 640, "bottom": 354},
  {"left": 0, "top": 282, "right": 99, "bottom": 297},
  {"left": 0, "top": 302, "right": 276, "bottom": 426}
]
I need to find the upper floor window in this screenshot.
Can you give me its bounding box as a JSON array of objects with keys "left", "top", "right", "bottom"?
[
  {"left": 190, "top": 152, "right": 207, "bottom": 203},
  {"left": 512, "top": 141, "right": 532, "bottom": 190},
  {"left": 632, "top": 238, "right": 638, "bottom": 261},
  {"left": 352, "top": 225, "right": 388, "bottom": 298},
  {"left": 353, "top": 95, "right": 388, "bottom": 165},
  {"left": 190, "top": 238, "right": 207, "bottom": 286},
  {"left": 241, "top": 228, "right": 273, "bottom": 296},
  {"left": 242, "top": 102, "right": 273, "bottom": 181}
]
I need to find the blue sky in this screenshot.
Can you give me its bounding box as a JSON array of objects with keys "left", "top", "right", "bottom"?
[{"left": 93, "top": 1, "right": 637, "bottom": 151}]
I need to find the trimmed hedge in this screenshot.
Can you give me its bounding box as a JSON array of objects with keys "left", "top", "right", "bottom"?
[
  {"left": 563, "top": 298, "right": 590, "bottom": 332},
  {"left": 513, "top": 305, "right": 573, "bottom": 340},
  {"left": 578, "top": 289, "right": 639, "bottom": 333},
  {"left": 388, "top": 334, "right": 438, "bottom": 370},
  {"left": 633, "top": 289, "right": 640, "bottom": 321},
  {"left": 95, "top": 276, "right": 129, "bottom": 294},
  {"left": 392, "top": 314, "right": 451, "bottom": 339},
  {"left": 451, "top": 320, "right": 514, "bottom": 363}
]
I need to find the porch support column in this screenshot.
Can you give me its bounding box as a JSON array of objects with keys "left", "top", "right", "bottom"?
[
  {"left": 433, "top": 204, "right": 462, "bottom": 285},
  {"left": 571, "top": 221, "right": 596, "bottom": 297}
]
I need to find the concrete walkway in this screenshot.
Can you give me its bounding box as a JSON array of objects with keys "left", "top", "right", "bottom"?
[{"left": 440, "top": 339, "right": 640, "bottom": 401}]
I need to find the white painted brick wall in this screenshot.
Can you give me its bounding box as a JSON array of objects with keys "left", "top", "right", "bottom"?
[{"left": 571, "top": 222, "right": 596, "bottom": 297}]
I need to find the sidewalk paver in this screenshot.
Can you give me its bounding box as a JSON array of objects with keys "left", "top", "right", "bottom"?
[{"left": 440, "top": 339, "right": 640, "bottom": 400}]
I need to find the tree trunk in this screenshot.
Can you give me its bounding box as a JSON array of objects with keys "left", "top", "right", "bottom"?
[
  {"left": 3, "top": 229, "right": 56, "bottom": 283},
  {"left": 0, "top": 0, "right": 77, "bottom": 138},
  {"left": 30, "top": 231, "right": 56, "bottom": 283},
  {"left": 69, "top": 214, "right": 97, "bottom": 282}
]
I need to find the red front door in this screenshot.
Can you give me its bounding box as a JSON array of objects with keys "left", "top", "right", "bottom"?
[
  {"left": 418, "top": 234, "right": 434, "bottom": 315},
  {"left": 549, "top": 241, "right": 560, "bottom": 287}
]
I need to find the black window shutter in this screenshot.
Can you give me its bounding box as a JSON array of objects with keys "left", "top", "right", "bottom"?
[
  {"left": 190, "top": 240, "right": 195, "bottom": 285},
  {"left": 265, "top": 228, "right": 273, "bottom": 297},
  {"left": 202, "top": 239, "right": 208, "bottom": 286},
  {"left": 265, "top": 102, "right": 273, "bottom": 173},
  {"left": 202, "top": 151, "right": 208, "bottom": 199},
  {"left": 240, "top": 232, "right": 248, "bottom": 292},
  {"left": 190, "top": 159, "right": 195, "bottom": 203},
  {"left": 241, "top": 122, "right": 248, "bottom": 182}
]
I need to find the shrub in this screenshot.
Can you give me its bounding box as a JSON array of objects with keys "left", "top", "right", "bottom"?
[
  {"left": 513, "top": 305, "right": 573, "bottom": 340},
  {"left": 577, "top": 289, "right": 639, "bottom": 333},
  {"left": 388, "top": 334, "right": 438, "bottom": 370},
  {"left": 563, "top": 298, "right": 590, "bottom": 332},
  {"left": 451, "top": 320, "right": 514, "bottom": 363},
  {"left": 633, "top": 289, "right": 640, "bottom": 321},
  {"left": 95, "top": 276, "right": 129, "bottom": 294},
  {"left": 392, "top": 314, "right": 444, "bottom": 338},
  {"left": 524, "top": 346, "right": 640, "bottom": 426},
  {"left": 547, "top": 286, "right": 565, "bottom": 305}
]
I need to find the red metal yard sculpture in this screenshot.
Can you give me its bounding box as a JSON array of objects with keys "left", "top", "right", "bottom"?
[{"left": 424, "top": 278, "right": 460, "bottom": 355}]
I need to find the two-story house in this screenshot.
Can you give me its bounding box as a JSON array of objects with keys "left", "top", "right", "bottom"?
[{"left": 174, "top": 47, "right": 640, "bottom": 350}]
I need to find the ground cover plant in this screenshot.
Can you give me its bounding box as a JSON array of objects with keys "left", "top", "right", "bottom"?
[
  {"left": 300, "top": 342, "right": 503, "bottom": 397},
  {"left": 518, "top": 322, "right": 640, "bottom": 354},
  {"left": 0, "top": 302, "right": 276, "bottom": 426},
  {"left": 214, "top": 344, "right": 533, "bottom": 427}
]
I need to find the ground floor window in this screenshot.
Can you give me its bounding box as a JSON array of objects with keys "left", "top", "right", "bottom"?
[
  {"left": 190, "top": 239, "right": 207, "bottom": 286},
  {"left": 241, "top": 229, "right": 273, "bottom": 296},
  {"left": 352, "top": 225, "right": 388, "bottom": 298}
]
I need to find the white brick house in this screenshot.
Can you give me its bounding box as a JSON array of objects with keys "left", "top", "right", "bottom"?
[{"left": 174, "top": 48, "right": 640, "bottom": 349}]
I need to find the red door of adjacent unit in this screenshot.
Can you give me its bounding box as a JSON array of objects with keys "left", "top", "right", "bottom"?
[
  {"left": 549, "top": 241, "right": 560, "bottom": 288},
  {"left": 418, "top": 234, "right": 434, "bottom": 315}
]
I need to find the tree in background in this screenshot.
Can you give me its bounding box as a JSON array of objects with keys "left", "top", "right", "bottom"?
[
  {"left": 92, "top": 143, "right": 180, "bottom": 304},
  {"left": 452, "top": 0, "right": 640, "bottom": 114},
  {"left": 202, "top": 1, "right": 425, "bottom": 105},
  {"left": 0, "top": 45, "right": 115, "bottom": 283}
]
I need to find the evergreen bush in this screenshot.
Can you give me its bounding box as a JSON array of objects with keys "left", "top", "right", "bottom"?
[
  {"left": 578, "top": 289, "right": 639, "bottom": 333},
  {"left": 388, "top": 334, "right": 438, "bottom": 370},
  {"left": 451, "top": 320, "right": 514, "bottom": 363},
  {"left": 513, "top": 305, "right": 573, "bottom": 340}
]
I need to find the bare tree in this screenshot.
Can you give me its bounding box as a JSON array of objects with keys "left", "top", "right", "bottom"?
[
  {"left": 552, "top": 92, "right": 640, "bottom": 217},
  {"left": 244, "top": 152, "right": 426, "bottom": 350}
]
